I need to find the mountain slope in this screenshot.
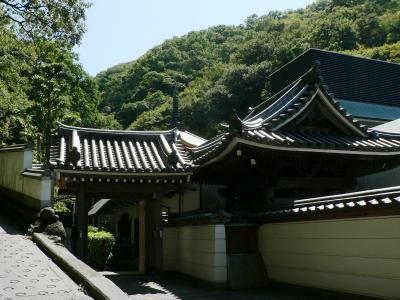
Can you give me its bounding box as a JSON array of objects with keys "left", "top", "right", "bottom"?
[{"left": 96, "top": 0, "right": 400, "bottom": 138}]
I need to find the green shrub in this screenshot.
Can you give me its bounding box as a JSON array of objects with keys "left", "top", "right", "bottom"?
[
  {"left": 88, "top": 230, "right": 115, "bottom": 269},
  {"left": 88, "top": 225, "right": 98, "bottom": 233}
]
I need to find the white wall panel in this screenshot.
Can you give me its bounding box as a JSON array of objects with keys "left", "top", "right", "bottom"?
[
  {"left": 163, "top": 224, "right": 227, "bottom": 283},
  {"left": 259, "top": 216, "right": 400, "bottom": 299}
]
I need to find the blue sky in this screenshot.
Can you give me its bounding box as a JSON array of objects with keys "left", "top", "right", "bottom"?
[{"left": 75, "top": 0, "right": 314, "bottom": 76}]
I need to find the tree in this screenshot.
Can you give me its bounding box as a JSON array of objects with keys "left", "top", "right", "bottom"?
[
  {"left": 232, "top": 32, "right": 307, "bottom": 67},
  {"left": 0, "top": 0, "right": 115, "bottom": 152},
  {"left": 311, "top": 16, "right": 358, "bottom": 50},
  {"left": 29, "top": 41, "right": 98, "bottom": 161},
  {"left": 0, "top": 28, "right": 34, "bottom": 144},
  {"left": 381, "top": 11, "right": 400, "bottom": 43},
  {"left": 355, "top": 14, "right": 385, "bottom": 47},
  {"left": 0, "top": 0, "right": 90, "bottom": 46}
]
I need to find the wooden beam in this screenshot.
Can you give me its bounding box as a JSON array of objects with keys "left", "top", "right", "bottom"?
[
  {"left": 275, "top": 177, "right": 357, "bottom": 190},
  {"left": 65, "top": 182, "right": 177, "bottom": 195}
]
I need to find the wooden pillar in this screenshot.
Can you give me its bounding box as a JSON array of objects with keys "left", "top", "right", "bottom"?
[
  {"left": 138, "top": 199, "right": 146, "bottom": 273},
  {"left": 146, "top": 193, "right": 163, "bottom": 272},
  {"left": 76, "top": 185, "right": 88, "bottom": 262},
  {"left": 154, "top": 193, "right": 163, "bottom": 272}
]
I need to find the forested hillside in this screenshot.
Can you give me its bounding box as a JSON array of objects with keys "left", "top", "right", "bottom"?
[
  {"left": 2, "top": 0, "right": 400, "bottom": 161},
  {"left": 96, "top": 0, "right": 400, "bottom": 138}
]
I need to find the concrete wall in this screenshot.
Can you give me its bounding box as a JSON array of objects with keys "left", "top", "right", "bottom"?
[
  {"left": 259, "top": 216, "right": 400, "bottom": 299},
  {"left": 163, "top": 224, "right": 227, "bottom": 283},
  {"left": 0, "top": 145, "right": 52, "bottom": 209}
]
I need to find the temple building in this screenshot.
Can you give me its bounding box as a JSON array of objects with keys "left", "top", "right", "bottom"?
[
  {"left": 270, "top": 48, "right": 400, "bottom": 126},
  {"left": 191, "top": 62, "right": 400, "bottom": 206},
  {"left": 44, "top": 50, "right": 400, "bottom": 298}
]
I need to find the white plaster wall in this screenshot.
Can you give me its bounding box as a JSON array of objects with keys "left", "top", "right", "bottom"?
[
  {"left": 0, "top": 150, "right": 26, "bottom": 192},
  {"left": 163, "top": 227, "right": 178, "bottom": 271},
  {"left": 163, "top": 224, "right": 227, "bottom": 283},
  {"left": 0, "top": 149, "right": 50, "bottom": 209},
  {"left": 259, "top": 216, "right": 400, "bottom": 299},
  {"left": 22, "top": 176, "right": 52, "bottom": 206}
]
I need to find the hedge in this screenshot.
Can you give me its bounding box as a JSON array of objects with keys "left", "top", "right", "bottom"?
[{"left": 88, "top": 229, "right": 115, "bottom": 269}]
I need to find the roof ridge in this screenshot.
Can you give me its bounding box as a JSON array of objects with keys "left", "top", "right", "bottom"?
[
  {"left": 294, "top": 185, "right": 400, "bottom": 204},
  {"left": 269, "top": 48, "right": 400, "bottom": 79},
  {"left": 57, "top": 122, "right": 177, "bottom": 137}
]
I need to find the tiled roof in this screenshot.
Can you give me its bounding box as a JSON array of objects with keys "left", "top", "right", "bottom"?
[
  {"left": 50, "top": 123, "right": 195, "bottom": 174},
  {"left": 372, "top": 119, "right": 400, "bottom": 134},
  {"left": 339, "top": 100, "right": 400, "bottom": 122},
  {"left": 269, "top": 48, "right": 400, "bottom": 108},
  {"left": 252, "top": 186, "right": 400, "bottom": 219},
  {"left": 244, "top": 67, "right": 367, "bottom": 134},
  {"left": 190, "top": 63, "right": 400, "bottom": 165}
]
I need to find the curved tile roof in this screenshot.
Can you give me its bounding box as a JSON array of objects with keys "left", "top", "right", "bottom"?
[
  {"left": 252, "top": 185, "right": 400, "bottom": 220},
  {"left": 50, "top": 123, "right": 194, "bottom": 174},
  {"left": 190, "top": 63, "right": 400, "bottom": 165}
]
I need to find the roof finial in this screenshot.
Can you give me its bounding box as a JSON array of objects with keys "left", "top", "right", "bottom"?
[
  {"left": 306, "top": 60, "right": 323, "bottom": 84},
  {"left": 170, "top": 85, "right": 181, "bottom": 129},
  {"left": 229, "top": 109, "right": 243, "bottom": 134}
]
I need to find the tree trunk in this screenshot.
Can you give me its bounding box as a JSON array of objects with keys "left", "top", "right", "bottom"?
[{"left": 45, "top": 98, "right": 52, "bottom": 164}]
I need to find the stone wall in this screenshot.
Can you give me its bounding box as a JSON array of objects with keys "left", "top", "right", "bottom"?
[
  {"left": 163, "top": 224, "right": 227, "bottom": 283},
  {"left": 259, "top": 216, "right": 400, "bottom": 299}
]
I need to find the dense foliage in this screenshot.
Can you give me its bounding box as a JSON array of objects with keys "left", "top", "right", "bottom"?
[
  {"left": 88, "top": 226, "right": 115, "bottom": 269},
  {"left": 3, "top": 0, "right": 400, "bottom": 153},
  {"left": 0, "top": 0, "right": 119, "bottom": 161},
  {"left": 0, "top": 0, "right": 89, "bottom": 46},
  {"left": 96, "top": 0, "right": 400, "bottom": 137}
]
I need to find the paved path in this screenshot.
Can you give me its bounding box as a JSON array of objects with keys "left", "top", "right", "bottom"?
[
  {"left": 106, "top": 273, "right": 377, "bottom": 300},
  {"left": 0, "top": 213, "right": 91, "bottom": 299}
]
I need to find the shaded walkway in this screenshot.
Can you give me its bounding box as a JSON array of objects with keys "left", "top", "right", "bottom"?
[
  {"left": 106, "top": 273, "right": 377, "bottom": 300},
  {"left": 0, "top": 211, "right": 91, "bottom": 299}
]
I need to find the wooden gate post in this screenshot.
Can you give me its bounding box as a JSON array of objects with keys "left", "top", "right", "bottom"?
[
  {"left": 154, "top": 193, "right": 163, "bottom": 272},
  {"left": 145, "top": 193, "right": 163, "bottom": 272},
  {"left": 76, "top": 184, "right": 88, "bottom": 262},
  {"left": 138, "top": 199, "right": 146, "bottom": 273}
]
